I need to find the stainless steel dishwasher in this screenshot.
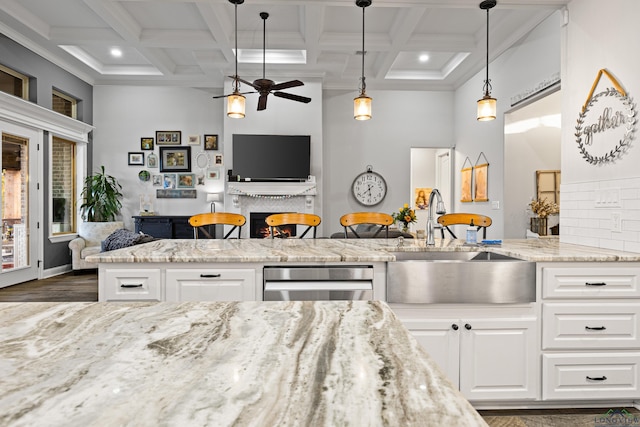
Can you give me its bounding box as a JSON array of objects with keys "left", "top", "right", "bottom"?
[{"left": 263, "top": 266, "right": 374, "bottom": 301}]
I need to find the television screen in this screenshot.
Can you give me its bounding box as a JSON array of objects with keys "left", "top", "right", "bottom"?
[{"left": 232, "top": 134, "right": 311, "bottom": 181}]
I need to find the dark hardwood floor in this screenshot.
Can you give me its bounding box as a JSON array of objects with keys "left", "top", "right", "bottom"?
[
  {"left": 1, "top": 272, "right": 638, "bottom": 426},
  {"left": 0, "top": 270, "right": 98, "bottom": 302}
]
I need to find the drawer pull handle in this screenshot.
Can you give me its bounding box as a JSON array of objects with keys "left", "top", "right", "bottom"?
[
  {"left": 200, "top": 274, "right": 222, "bottom": 278},
  {"left": 464, "top": 324, "right": 472, "bottom": 330},
  {"left": 452, "top": 324, "right": 459, "bottom": 331},
  {"left": 586, "top": 375, "right": 607, "bottom": 381},
  {"left": 585, "top": 282, "right": 607, "bottom": 286},
  {"left": 585, "top": 326, "right": 606, "bottom": 331},
  {"left": 121, "top": 284, "right": 143, "bottom": 288}
]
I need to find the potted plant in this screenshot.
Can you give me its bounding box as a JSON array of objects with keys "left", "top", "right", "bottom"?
[
  {"left": 529, "top": 198, "right": 559, "bottom": 236},
  {"left": 80, "top": 166, "right": 123, "bottom": 222},
  {"left": 392, "top": 204, "right": 417, "bottom": 233}
]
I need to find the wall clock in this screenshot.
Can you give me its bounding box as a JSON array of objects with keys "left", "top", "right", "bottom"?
[{"left": 351, "top": 165, "right": 387, "bottom": 206}]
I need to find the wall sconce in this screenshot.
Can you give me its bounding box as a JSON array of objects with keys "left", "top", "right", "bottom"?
[
  {"left": 206, "top": 193, "right": 222, "bottom": 212},
  {"left": 354, "top": 0, "right": 372, "bottom": 121},
  {"left": 477, "top": 0, "right": 497, "bottom": 121}
]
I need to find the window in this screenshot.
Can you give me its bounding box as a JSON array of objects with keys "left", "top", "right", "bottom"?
[
  {"left": 52, "top": 90, "right": 77, "bottom": 119},
  {"left": 0, "top": 64, "right": 29, "bottom": 99},
  {"left": 51, "top": 137, "right": 76, "bottom": 235}
]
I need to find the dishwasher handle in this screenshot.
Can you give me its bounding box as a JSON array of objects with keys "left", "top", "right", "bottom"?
[{"left": 264, "top": 281, "right": 372, "bottom": 292}]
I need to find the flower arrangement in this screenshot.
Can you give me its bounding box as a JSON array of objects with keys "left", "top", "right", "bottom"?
[
  {"left": 392, "top": 204, "right": 417, "bottom": 229},
  {"left": 529, "top": 198, "right": 559, "bottom": 218}
]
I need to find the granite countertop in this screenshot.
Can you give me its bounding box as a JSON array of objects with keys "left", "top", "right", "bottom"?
[
  {"left": 0, "top": 301, "right": 486, "bottom": 427},
  {"left": 86, "top": 237, "right": 640, "bottom": 264}
]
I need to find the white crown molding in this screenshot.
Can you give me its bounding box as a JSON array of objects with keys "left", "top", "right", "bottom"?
[{"left": 0, "top": 92, "right": 94, "bottom": 143}]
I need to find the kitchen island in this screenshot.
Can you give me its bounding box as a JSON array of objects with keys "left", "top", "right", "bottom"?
[{"left": 0, "top": 300, "right": 487, "bottom": 426}]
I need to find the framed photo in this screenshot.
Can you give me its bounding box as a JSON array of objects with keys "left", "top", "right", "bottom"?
[
  {"left": 156, "top": 131, "right": 181, "bottom": 146},
  {"left": 214, "top": 154, "right": 223, "bottom": 166},
  {"left": 177, "top": 173, "right": 195, "bottom": 188},
  {"left": 159, "top": 146, "right": 191, "bottom": 172},
  {"left": 187, "top": 135, "right": 200, "bottom": 145},
  {"left": 128, "top": 152, "right": 144, "bottom": 166},
  {"left": 204, "top": 134, "right": 218, "bottom": 150},
  {"left": 163, "top": 174, "right": 176, "bottom": 189},
  {"left": 206, "top": 168, "right": 221, "bottom": 180},
  {"left": 152, "top": 174, "right": 163, "bottom": 186},
  {"left": 147, "top": 152, "right": 158, "bottom": 168},
  {"left": 141, "top": 137, "right": 154, "bottom": 150}
]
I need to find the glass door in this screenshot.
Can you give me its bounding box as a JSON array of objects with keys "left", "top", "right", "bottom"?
[{"left": 1, "top": 121, "right": 39, "bottom": 288}]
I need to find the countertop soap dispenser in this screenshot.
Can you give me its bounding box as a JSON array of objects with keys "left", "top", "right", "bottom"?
[{"left": 466, "top": 219, "right": 478, "bottom": 244}]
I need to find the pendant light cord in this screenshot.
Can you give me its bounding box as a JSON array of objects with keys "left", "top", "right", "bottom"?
[
  {"left": 360, "top": 4, "right": 366, "bottom": 93},
  {"left": 233, "top": 2, "right": 239, "bottom": 91},
  {"left": 483, "top": 6, "right": 492, "bottom": 96}
]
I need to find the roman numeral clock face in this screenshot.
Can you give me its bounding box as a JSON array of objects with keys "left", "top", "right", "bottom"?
[{"left": 352, "top": 171, "right": 387, "bottom": 206}]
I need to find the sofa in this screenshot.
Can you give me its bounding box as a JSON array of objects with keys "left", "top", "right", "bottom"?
[{"left": 68, "top": 221, "right": 124, "bottom": 271}]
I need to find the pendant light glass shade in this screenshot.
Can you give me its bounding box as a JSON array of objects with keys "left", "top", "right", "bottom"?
[
  {"left": 354, "top": 93, "right": 372, "bottom": 120},
  {"left": 227, "top": 92, "right": 245, "bottom": 118},
  {"left": 354, "top": 0, "right": 372, "bottom": 121},
  {"left": 477, "top": 95, "right": 496, "bottom": 121},
  {"left": 477, "top": 0, "right": 497, "bottom": 122}
]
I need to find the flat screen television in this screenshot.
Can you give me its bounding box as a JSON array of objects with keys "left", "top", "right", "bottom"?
[{"left": 232, "top": 134, "right": 311, "bottom": 181}]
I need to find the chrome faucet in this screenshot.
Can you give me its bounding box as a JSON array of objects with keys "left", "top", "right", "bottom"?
[{"left": 426, "top": 188, "right": 446, "bottom": 245}]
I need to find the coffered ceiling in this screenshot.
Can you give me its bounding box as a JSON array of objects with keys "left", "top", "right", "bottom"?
[{"left": 0, "top": 0, "right": 569, "bottom": 93}]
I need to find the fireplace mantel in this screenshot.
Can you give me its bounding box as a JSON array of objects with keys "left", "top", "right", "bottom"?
[{"left": 227, "top": 182, "right": 317, "bottom": 196}]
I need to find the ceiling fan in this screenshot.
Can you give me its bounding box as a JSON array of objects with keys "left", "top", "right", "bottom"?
[{"left": 236, "top": 11, "right": 312, "bottom": 111}]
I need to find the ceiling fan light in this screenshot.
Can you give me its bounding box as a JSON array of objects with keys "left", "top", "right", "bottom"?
[
  {"left": 227, "top": 92, "right": 246, "bottom": 119},
  {"left": 477, "top": 94, "right": 496, "bottom": 121},
  {"left": 354, "top": 93, "right": 372, "bottom": 120}
]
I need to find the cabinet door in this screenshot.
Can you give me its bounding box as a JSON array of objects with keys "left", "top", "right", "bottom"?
[
  {"left": 400, "top": 318, "right": 460, "bottom": 387},
  {"left": 166, "top": 268, "right": 256, "bottom": 301},
  {"left": 459, "top": 317, "right": 538, "bottom": 401}
]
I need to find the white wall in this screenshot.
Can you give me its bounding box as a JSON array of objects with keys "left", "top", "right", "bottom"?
[
  {"left": 322, "top": 89, "right": 454, "bottom": 236},
  {"left": 93, "top": 86, "right": 224, "bottom": 230},
  {"left": 453, "top": 11, "right": 562, "bottom": 239},
  {"left": 560, "top": 0, "right": 640, "bottom": 252}
]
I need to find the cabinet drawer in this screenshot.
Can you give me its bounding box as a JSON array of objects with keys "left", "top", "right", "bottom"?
[
  {"left": 103, "top": 269, "right": 161, "bottom": 301},
  {"left": 543, "top": 303, "right": 640, "bottom": 350},
  {"left": 166, "top": 268, "right": 256, "bottom": 301},
  {"left": 542, "top": 267, "right": 640, "bottom": 299},
  {"left": 542, "top": 353, "right": 640, "bottom": 400}
]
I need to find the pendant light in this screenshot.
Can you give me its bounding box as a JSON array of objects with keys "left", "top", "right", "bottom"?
[
  {"left": 477, "top": 0, "right": 497, "bottom": 121},
  {"left": 227, "top": 0, "right": 245, "bottom": 119},
  {"left": 354, "top": 0, "right": 372, "bottom": 121}
]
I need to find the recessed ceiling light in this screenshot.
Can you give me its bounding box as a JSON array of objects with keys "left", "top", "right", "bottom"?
[
  {"left": 110, "top": 48, "right": 122, "bottom": 58},
  {"left": 419, "top": 53, "right": 430, "bottom": 63}
]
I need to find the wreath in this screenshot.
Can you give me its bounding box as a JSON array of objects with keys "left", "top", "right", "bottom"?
[{"left": 575, "top": 87, "right": 636, "bottom": 165}]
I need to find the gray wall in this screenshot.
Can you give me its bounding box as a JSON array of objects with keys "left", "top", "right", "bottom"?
[{"left": 0, "top": 34, "right": 93, "bottom": 270}]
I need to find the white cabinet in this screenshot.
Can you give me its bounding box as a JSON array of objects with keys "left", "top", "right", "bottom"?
[
  {"left": 165, "top": 268, "right": 256, "bottom": 301},
  {"left": 391, "top": 306, "right": 538, "bottom": 402},
  {"left": 540, "top": 263, "right": 640, "bottom": 401},
  {"left": 101, "top": 268, "right": 162, "bottom": 301}
]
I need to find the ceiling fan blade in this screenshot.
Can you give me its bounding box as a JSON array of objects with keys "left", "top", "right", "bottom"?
[
  {"left": 237, "top": 77, "right": 260, "bottom": 90},
  {"left": 257, "top": 94, "right": 269, "bottom": 111},
  {"left": 271, "top": 80, "right": 304, "bottom": 91},
  {"left": 273, "top": 91, "right": 312, "bottom": 104}
]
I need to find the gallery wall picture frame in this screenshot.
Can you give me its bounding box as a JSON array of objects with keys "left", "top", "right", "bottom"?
[
  {"left": 177, "top": 173, "right": 195, "bottom": 188},
  {"left": 206, "top": 168, "right": 221, "bottom": 180},
  {"left": 214, "top": 154, "right": 223, "bottom": 165},
  {"left": 163, "top": 173, "right": 176, "bottom": 189},
  {"left": 187, "top": 135, "right": 200, "bottom": 145},
  {"left": 147, "top": 152, "right": 158, "bottom": 168},
  {"left": 204, "top": 134, "right": 218, "bottom": 150},
  {"left": 128, "top": 152, "right": 145, "bottom": 166},
  {"left": 156, "top": 131, "right": 181, "bottom": 145},
  {"left": 141, "top": 137, "right": 154, "bottom": 150},
  {"left": 152, "top": 174, "right": 163, "bottom": 186},
  {"left": 159, "top": 146, "right": 191, "bottom": 172}
]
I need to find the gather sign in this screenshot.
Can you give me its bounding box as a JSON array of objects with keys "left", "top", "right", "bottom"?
[{"left": 575, "top": 69, "right": 636, "bottom": 165}]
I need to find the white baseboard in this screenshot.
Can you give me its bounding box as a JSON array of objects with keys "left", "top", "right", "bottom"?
[{"left": 42, "top": 264, "right": 72, "bottom": 279}]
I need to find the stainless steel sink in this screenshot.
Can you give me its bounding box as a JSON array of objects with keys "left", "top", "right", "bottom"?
[{"left": 387, "top": 251, "right": 535, "bottom": 304}]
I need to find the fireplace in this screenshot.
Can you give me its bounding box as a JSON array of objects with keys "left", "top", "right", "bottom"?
[{"left": 250, "top": 212, "right": 297, "bottom": 238}]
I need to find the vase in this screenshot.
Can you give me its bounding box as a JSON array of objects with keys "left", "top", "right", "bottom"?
[
  {"left": 401, "top": 225, "right": 409, "bottom": 233},
  {"left": 530, "top": 217, "right": 547, "bottom": 236}
]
